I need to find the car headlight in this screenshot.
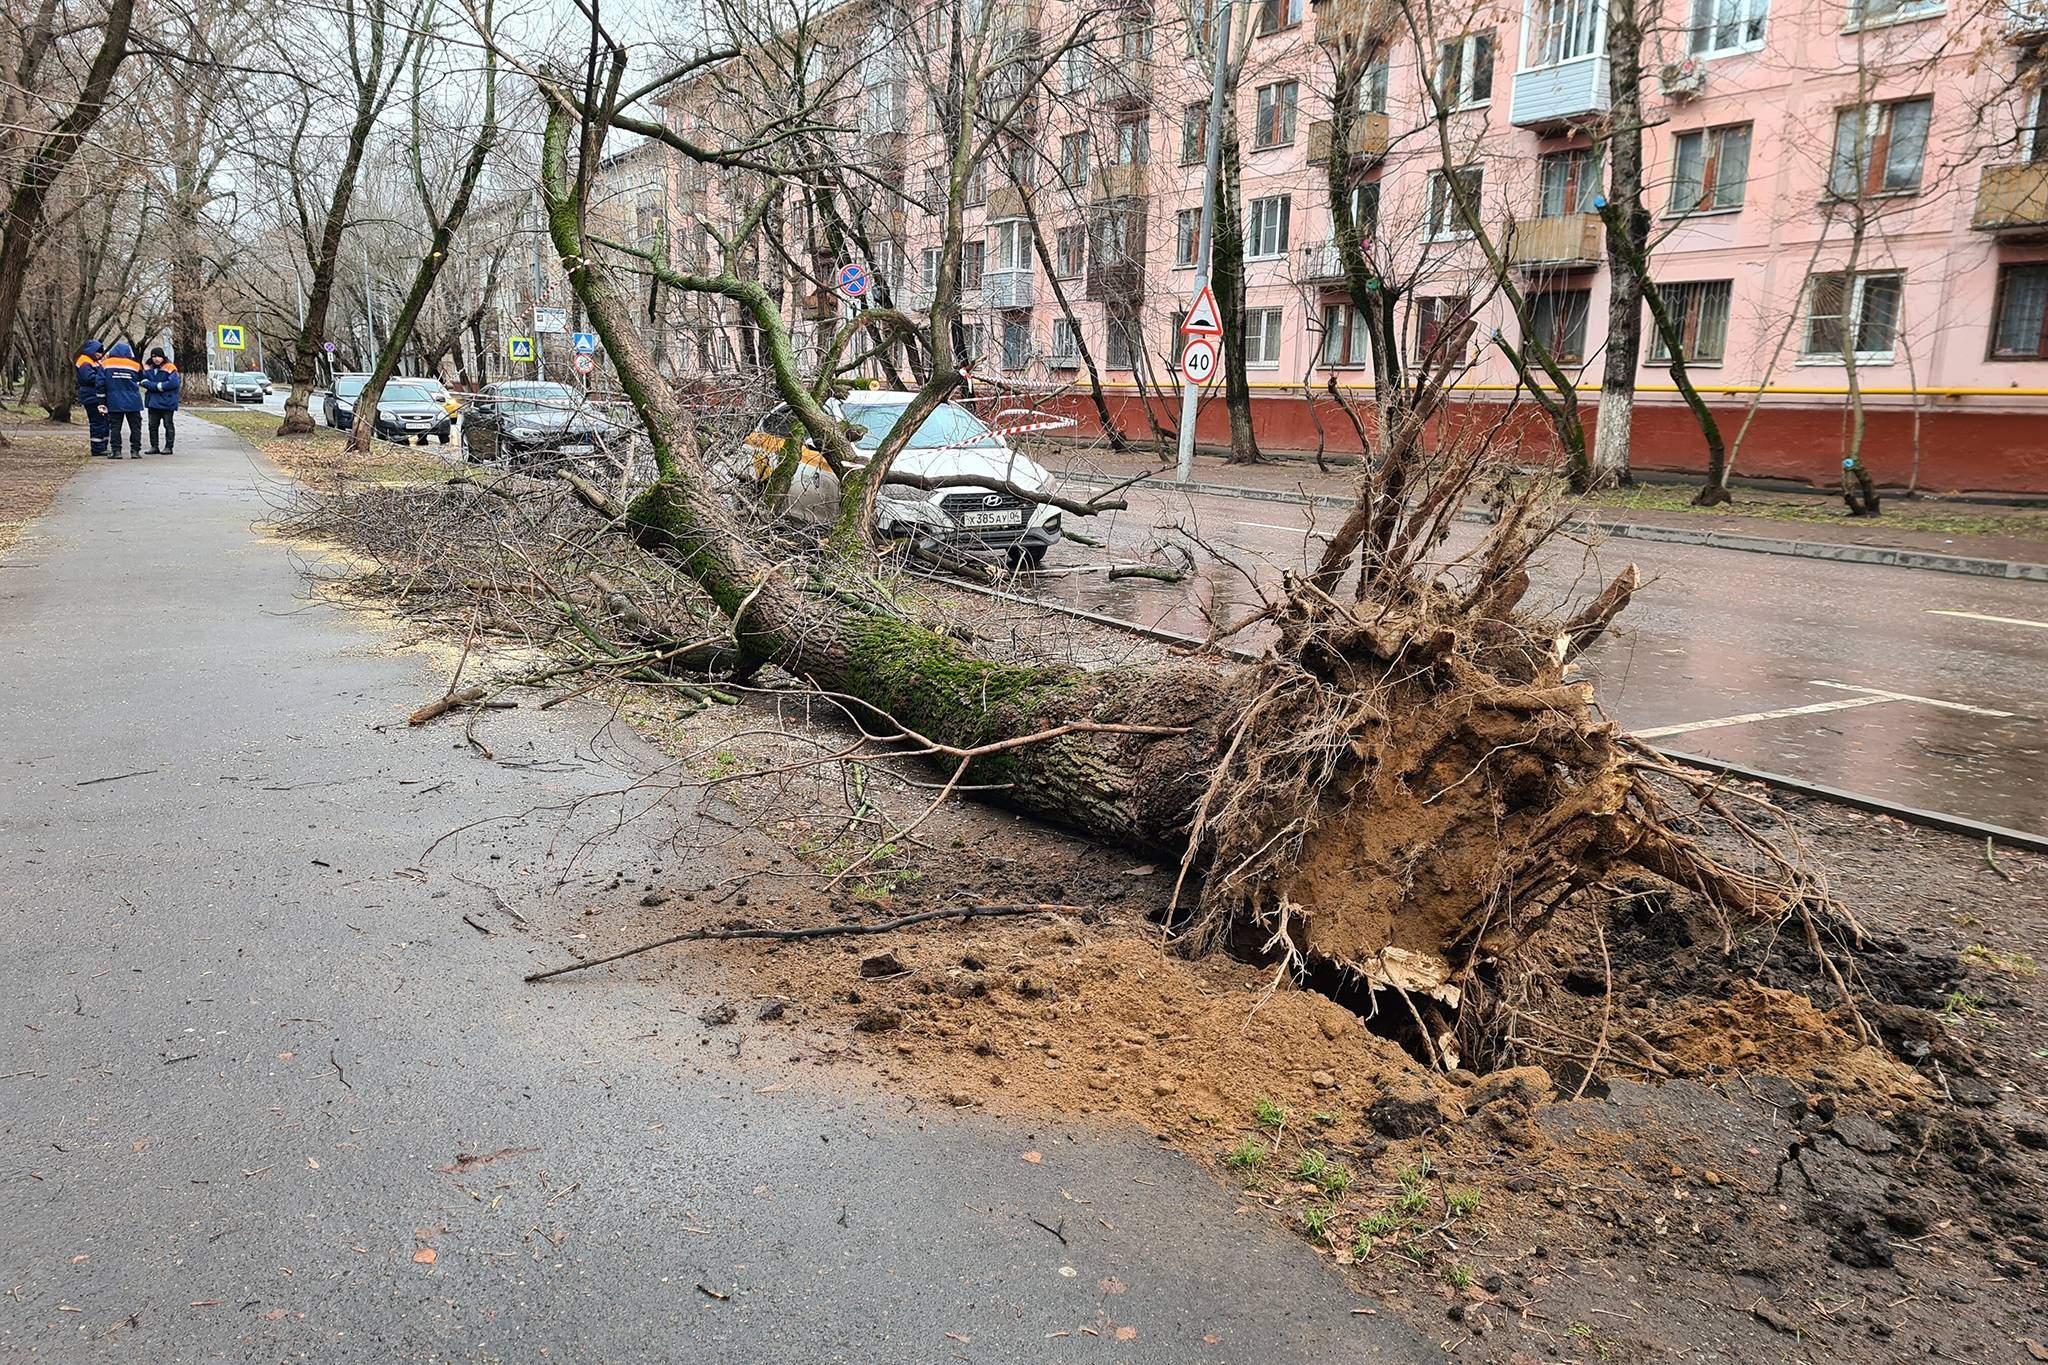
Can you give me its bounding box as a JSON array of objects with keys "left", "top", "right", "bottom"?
[{"left": 508, "top": 426, "right": 542, "bottom": 440}]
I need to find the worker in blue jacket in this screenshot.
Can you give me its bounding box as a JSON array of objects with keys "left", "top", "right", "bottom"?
[
  {"left": 100, "top": 340, "right": 144, "bottom": 459},
  {"left": 140, "top": 348, "right": 182, "bottom": 454},
  {"left": 74, "top": 341, "right": 108, "bottom": 458}
]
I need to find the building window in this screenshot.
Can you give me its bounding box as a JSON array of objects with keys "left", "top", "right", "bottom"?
[
  {"left": 1425, "top": 167, "right": 1482, "bottom": 240},
  {"left": 920, "top": 246, "right": 942, "bottom": 294},
  {"left": 961, "top": 321, "right": 986, "bottom": 365},
  {"left": 1435, "top": 32, "right": 1494, "bottom": 108},
  {"left": 1001, "top": 316, "right": 1030, "bottom": 370},
  {"left": 1106, "top": 312, "right": 1139, "bottom": 369},
  {"left": 961, "top": 239, "right": 985, "bottom": 291},
  {"left": 1062, "top": 47, "right": 1093, "bottom": 92},
  {"left": 1006, "top": 142, "right": 1035, "bottom": 188},
  {"left": 1247, "top": 195, "right": 1291, "bottom": 257},
  {"left": 1524, "top": 0, "right": 1597, "bottom": 67},
  {"left": 1524, "top": 288, "right": 1592, "bottom": 364},
  {"left": 1244, "top": 307, "right": 1284, "bottom": 366},
  {"left": 988, "top": 219, "right": 1028, "bottom": 273},
  {"left": 1848, "top": 0, "right": 1943, "bottom": 27},
  {"left": 1054, "top": 225, "right": 1086, "bottom": 277},
  {"left": 1094, "top": 208, "right": 1138, "bottom": 265},
  {"left": 2025, "top": 87, "right": 2048, "bottom": 163},
  {"left": 1255, "top": 0, "right": 1306, "bottom": 33},
  {"left": 1320, "top": 302, "right": 1372, "bottom": 366},
  {"left": 871, "top": 239, "right": 899, "bottom": 292},
  {"left": 1829, "top": 97, "right": 1932, "bottom": 198},
  {"left": 1357, "top": 60, "right": 1391, "bottom": 115},
  {"left": 1117, "top": 18, "right": 1152, "bottom": 62},
  {"left": 1418, "top": 295, "right": 1472, "bottom": 366},
  {"left": 1059, "top": 133, "right": 1090, "bottom": 188},
  {"left": 966, "top": 158, "right": 987, "bottom": 205},
  {"left": 1254, "top": 81, "right": 1299, "bottom": 148},
  {"left": 1688, "top": 0, "right": 1767, "bottom": 53},
  {"left": 1176, "top": 207, "right": 1201, "bottom": 266},
  {"left": 1114, "top": 115, "right": 1150, "bottom": 166},
  {"left": 1647, "top": 279, "right": 1734, "bottom": 363},
  {"left": 1670, "top": 124, "right": 1751, "bottom": 212},
  {"left": 1181, "top": 103, "right": 1206, "bottom": 164},
  {"left": 1336, "top": 180, "right": 1381, "bottom": 244},
  {"left": 1051, "top": 317, "right": 1082, "bottom": 366},
  {"left": 922, "top": 167, "right": 944, "bottom": 205},
  {"left": 1803, "top": 270, "right": 1904, "bottom": 361},
  {"left": 1991, "top": 263, "right": 2048, "bottom": 358},
  {"left": 1537, "top": 147, "right": 1601, "bottom": 216}
]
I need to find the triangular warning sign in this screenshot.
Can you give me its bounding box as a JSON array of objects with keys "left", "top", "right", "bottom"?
[{"left": 1180, "top": 285, "right": 1222, "bottom": 336}]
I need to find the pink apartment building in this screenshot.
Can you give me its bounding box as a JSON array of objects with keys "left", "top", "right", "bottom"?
[{"left": 653, "top": 0, "right": 2048, "bottom": 492}]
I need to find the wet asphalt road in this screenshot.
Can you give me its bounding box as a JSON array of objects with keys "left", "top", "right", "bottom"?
[
  {"left": 0, "top": 425, "right": 1432, "bottom": 1361},
  {"left": 1035, "top": 480, "right": 2048, "bottom": 837}
]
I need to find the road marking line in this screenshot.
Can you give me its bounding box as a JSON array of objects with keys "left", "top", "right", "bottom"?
[
  {"left": 1635, "top": 696, "right": 1896, "bottom": 739},
  {"left": 1237, "top": 519, "right": 1328, "bottom": 536},
  {"left": 1807, "top": 679, "right": 2015, "bottom": 717},
  {"left": 1926, "top": 609, "right": 2048, "bottom": 631}
]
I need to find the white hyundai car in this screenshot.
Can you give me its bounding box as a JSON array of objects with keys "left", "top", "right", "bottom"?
[{"left": 742, "top": 391, "right": 1062, "bottom": 568}]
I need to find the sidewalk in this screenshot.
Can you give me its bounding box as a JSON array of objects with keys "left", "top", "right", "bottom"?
[{"left": 1046, "top": 447, "right": 2048, "bottom": 581}]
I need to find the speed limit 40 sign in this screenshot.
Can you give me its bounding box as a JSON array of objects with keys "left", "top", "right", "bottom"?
[{"left": 1180, "top": 335, "right": 1220, "bottom": 387}]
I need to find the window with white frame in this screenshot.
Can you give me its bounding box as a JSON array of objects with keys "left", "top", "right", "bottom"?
[
  {"left": 1001, "top": 316, "right": 1030, "bottom": 370},
  {"left": 1992, "top": 263, "right": 2048, "bottom": 358},
  {"left": 988, "top": 219, "right": 1028, "bottom": 273},
  {"left": 871, "top": 239, "right": 899, "bottom": 293},
  {"left": 1176, "top": 207, "right": 1201, "bottom": 266},
  {"left": 1094, "top": 208, "right": 1137, "bottom": 265},
  {"left": 1006, "top": 143, "right": 1035, "bottom": 188},
  {"left": 1062, "top": 46, "right": 1093, "bottom": 92},
  {"left": 1848, "top": 0, "right": 1943, "bottom": 27},
  {"left": 1537, "top": 147, "right": 1601, "bottom": 216},
  {"left": 1051, "top": 317, "right": 1082, "bottom": 365},
  {"left": 1802, "top": 270, "right": 1904, "bottom": 360},
  {"left": 960, "top": 321, "right": 986, "bottom": 365},
  {"left": 1358, "top": 59, "right": 1391, "bottom": 115},
  {"left": 1254, "top": 81, "right": 1299, "bottom": 148},
  {"left": 1688, "top": 0, "right": 1767, "bottom": 54},
  {"left": 1435, "top": 32, "right": 1494, "bottom": 107},
  {"left": 1059, "top": 133, "right": 1090, "bottom": 188},
  {"left": 1247, "top": 195, "right": 1291, "bottom": 257},
  {"left": 1117, "top": 18, "right": 1152, "bottom": 61},
  {"left": 1335, "top": 180, "right": 1380, "bottom": 244},
  {"left": 1244, "top": 307, "right": 1284, "bottom": 366},
  {"left": 1182, "top": 103, "right": 1207, "bottom": 164},
  {"left": 1320, "top": 302, "right": 1372, "bottom": 366},
  {"left": 1055, "top": 225, "right": 1086, "bottom": 277},
  {"left": 961, "top": 239, "right": 985, "bottom": 290},
  {"left": 1523, "top": 288, "right": 1592, "bottom": 364},
  {"left": 2028, "top": 86, "right": 2048, "bottom": 163},
  {"left": 966, "top": 158, "right": 987, "bottom": 205},
  {"left": 1426, "top": 167, "right": 1482, "bottom": 239},
  {"left": 1829, "top": 97, "right": 1932, "bottom": 197},
  {"left": 1670, "top": 124, "right": 1751, "bottom": 212},
  {"left": 1114, "top": 115, "right": 1150, "bottom": 166},
  {"left": 920, "top": 246, "right": 942, "bottom": 293},
  {"left": 1647, "top": 279, "right": 1734, "bottom": 362},
  {"left": 1255, "top": 0, "right": 1307, "bottom": 33},
  {"left": 1523, "top": 0, "right": 1598, "bottom": 67},
  {"left": 1418, "top": 295, "right": 1473, "bottom": 365}
]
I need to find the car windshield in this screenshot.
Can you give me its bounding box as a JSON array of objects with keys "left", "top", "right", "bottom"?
[
  {"left": 382, "top": 383, "right": 434, "bottom": 402},
  {"left": 336, "top": 376, "right": 367, "bottom": 397},
  {"left": 848, "top": 402, "right": 996, "bottom": 451}
]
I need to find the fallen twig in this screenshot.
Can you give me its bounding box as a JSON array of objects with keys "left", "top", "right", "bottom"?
[
  {"left": 409, "top": 687, "right": 487, "bottom": 726},
  {"left": 1986, "top": 837, "right": 2018, "bottom": 883},
  {"left": 524, "top": 902, "right": 1087, "bottom": 983}
]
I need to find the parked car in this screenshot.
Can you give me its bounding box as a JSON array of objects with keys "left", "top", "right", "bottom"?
[
  {"left": 217, "top": 371, "right": 268, "bottom": 404},
  {"left": 321, "top": 373, "right": 368, "bottom": 428},
  {"left": 367, "top": 380, "right": 455, "bottom": 444},
  {"left": 461, "top": 380, "right": 618, "bottom": 466},
  {"left": 740, "top": 391, "right": 1061, "bottom": 567}
]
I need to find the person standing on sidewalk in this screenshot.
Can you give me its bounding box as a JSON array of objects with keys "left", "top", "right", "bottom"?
[
  {"left": 140, "top": 348, "right": 181, "bottom": 454},
  {"left": 100, "top": 340, "right": 144, "bottom": 459},
  {"left": 74, "top": 341, "right": 109, "bottom": 458}
]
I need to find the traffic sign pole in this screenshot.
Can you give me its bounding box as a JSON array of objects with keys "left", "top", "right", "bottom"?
[{"left": 1176, "top": 0, "right": 1235, "bottom": 485}]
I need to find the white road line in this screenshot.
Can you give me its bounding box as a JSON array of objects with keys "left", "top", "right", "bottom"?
[
  {"left": 1807, "top": 679, "right": 2016, "bottom": 718},
  {"left": 1926, "top": 609, "right": 2048, "bottom": 631},
  {"left": 1634, "top": 696, "right": 1897, "bottom": 739},
  {"left": 1238, "top": 519, "right": 1328, "bottom": 536}
]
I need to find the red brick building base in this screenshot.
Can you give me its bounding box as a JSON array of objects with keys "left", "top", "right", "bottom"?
[{"left": 1045, "top": 390, "right": 2048, "bottom": 496}]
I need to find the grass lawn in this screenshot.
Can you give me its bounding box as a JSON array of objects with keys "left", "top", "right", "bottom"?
[
  {"left": 201, "top": 407, "right": 449, "bottom": 485},
  {"left": 1575, "top": 479, "right": 2048, "bottom": 544},
  {"left": 0, "top": 428, "right": 88, "bottom": 554}
]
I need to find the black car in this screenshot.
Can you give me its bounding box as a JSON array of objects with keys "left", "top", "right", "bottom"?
[{"left": 461, "top": 381, "right": 615, "bottom": 466}]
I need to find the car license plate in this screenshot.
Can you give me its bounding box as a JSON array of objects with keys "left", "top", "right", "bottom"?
[
  {"left": 961, "top": 509, "right": 1024, "bottom": 529},
  {"left": 559, "top": 443, "right": 594, "bottom": 456}
]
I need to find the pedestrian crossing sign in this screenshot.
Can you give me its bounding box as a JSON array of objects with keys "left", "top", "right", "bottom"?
[
  {"left": 508, "top": 336, "right": 535, "bottom": 362},
  {"left": 217, "top": 324, "right": 245, "bottom": 351}
]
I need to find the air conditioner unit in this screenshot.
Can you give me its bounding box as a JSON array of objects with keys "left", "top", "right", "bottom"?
[{"left": 1660, "top": 58, "right": 1706, "bottom": 100}]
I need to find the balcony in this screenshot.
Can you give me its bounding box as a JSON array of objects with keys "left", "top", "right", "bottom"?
[
  {"left": 986, "top": 184, "right": 1029, "bottom": 219},
  {"left": 1974, "top": 162, "right": 2048, "bottom": 232},
  {"left": 2002, "top": 0, "right": 2048, "bottom": 39},
  {"left": 1508, "top": 212, "right": 1604, "bottom": 268},
  {"left": 1091, "top": 163, "right": 1147, "bottom": 200},
  {"left": 982, "top": 268, "right": 1035, "bottom": 310},
  {"left": 1313, "top": 0, "right": 1384, "bottom": 47},
  {"left": 1305, "top": 113, "right": 1389, "bottom": 165},
  {"left": 1093, "top": 65, "right": 1151, "bottom": 108},
  {"left": 866, "top": 131, "right": 907, "bottom": 179},
  {"left": 1087, "top": 259, "right": 1145, "bottom": 303},
  {"left": 1510, "top": 55, "right": 1610, "bottom": 130},
  {"left": 1299, "top": 241, "right": 1350, "bottom": 283}
]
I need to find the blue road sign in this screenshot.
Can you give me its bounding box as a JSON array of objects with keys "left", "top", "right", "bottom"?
[
  {"left": 572, "top": 331, "right": 598, "bottom": 354},
  {"left": 836, "top": 262, "right": 869, "bottom": 299}
]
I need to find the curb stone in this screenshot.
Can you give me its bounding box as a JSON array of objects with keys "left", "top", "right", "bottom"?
[{"left": 1054, "top": 470, "right": 2048, "bottom": 583}]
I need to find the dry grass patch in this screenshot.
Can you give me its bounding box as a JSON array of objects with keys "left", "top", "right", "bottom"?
[{"left": 0, "top": 428, "right": 88, "bottom": 555}]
